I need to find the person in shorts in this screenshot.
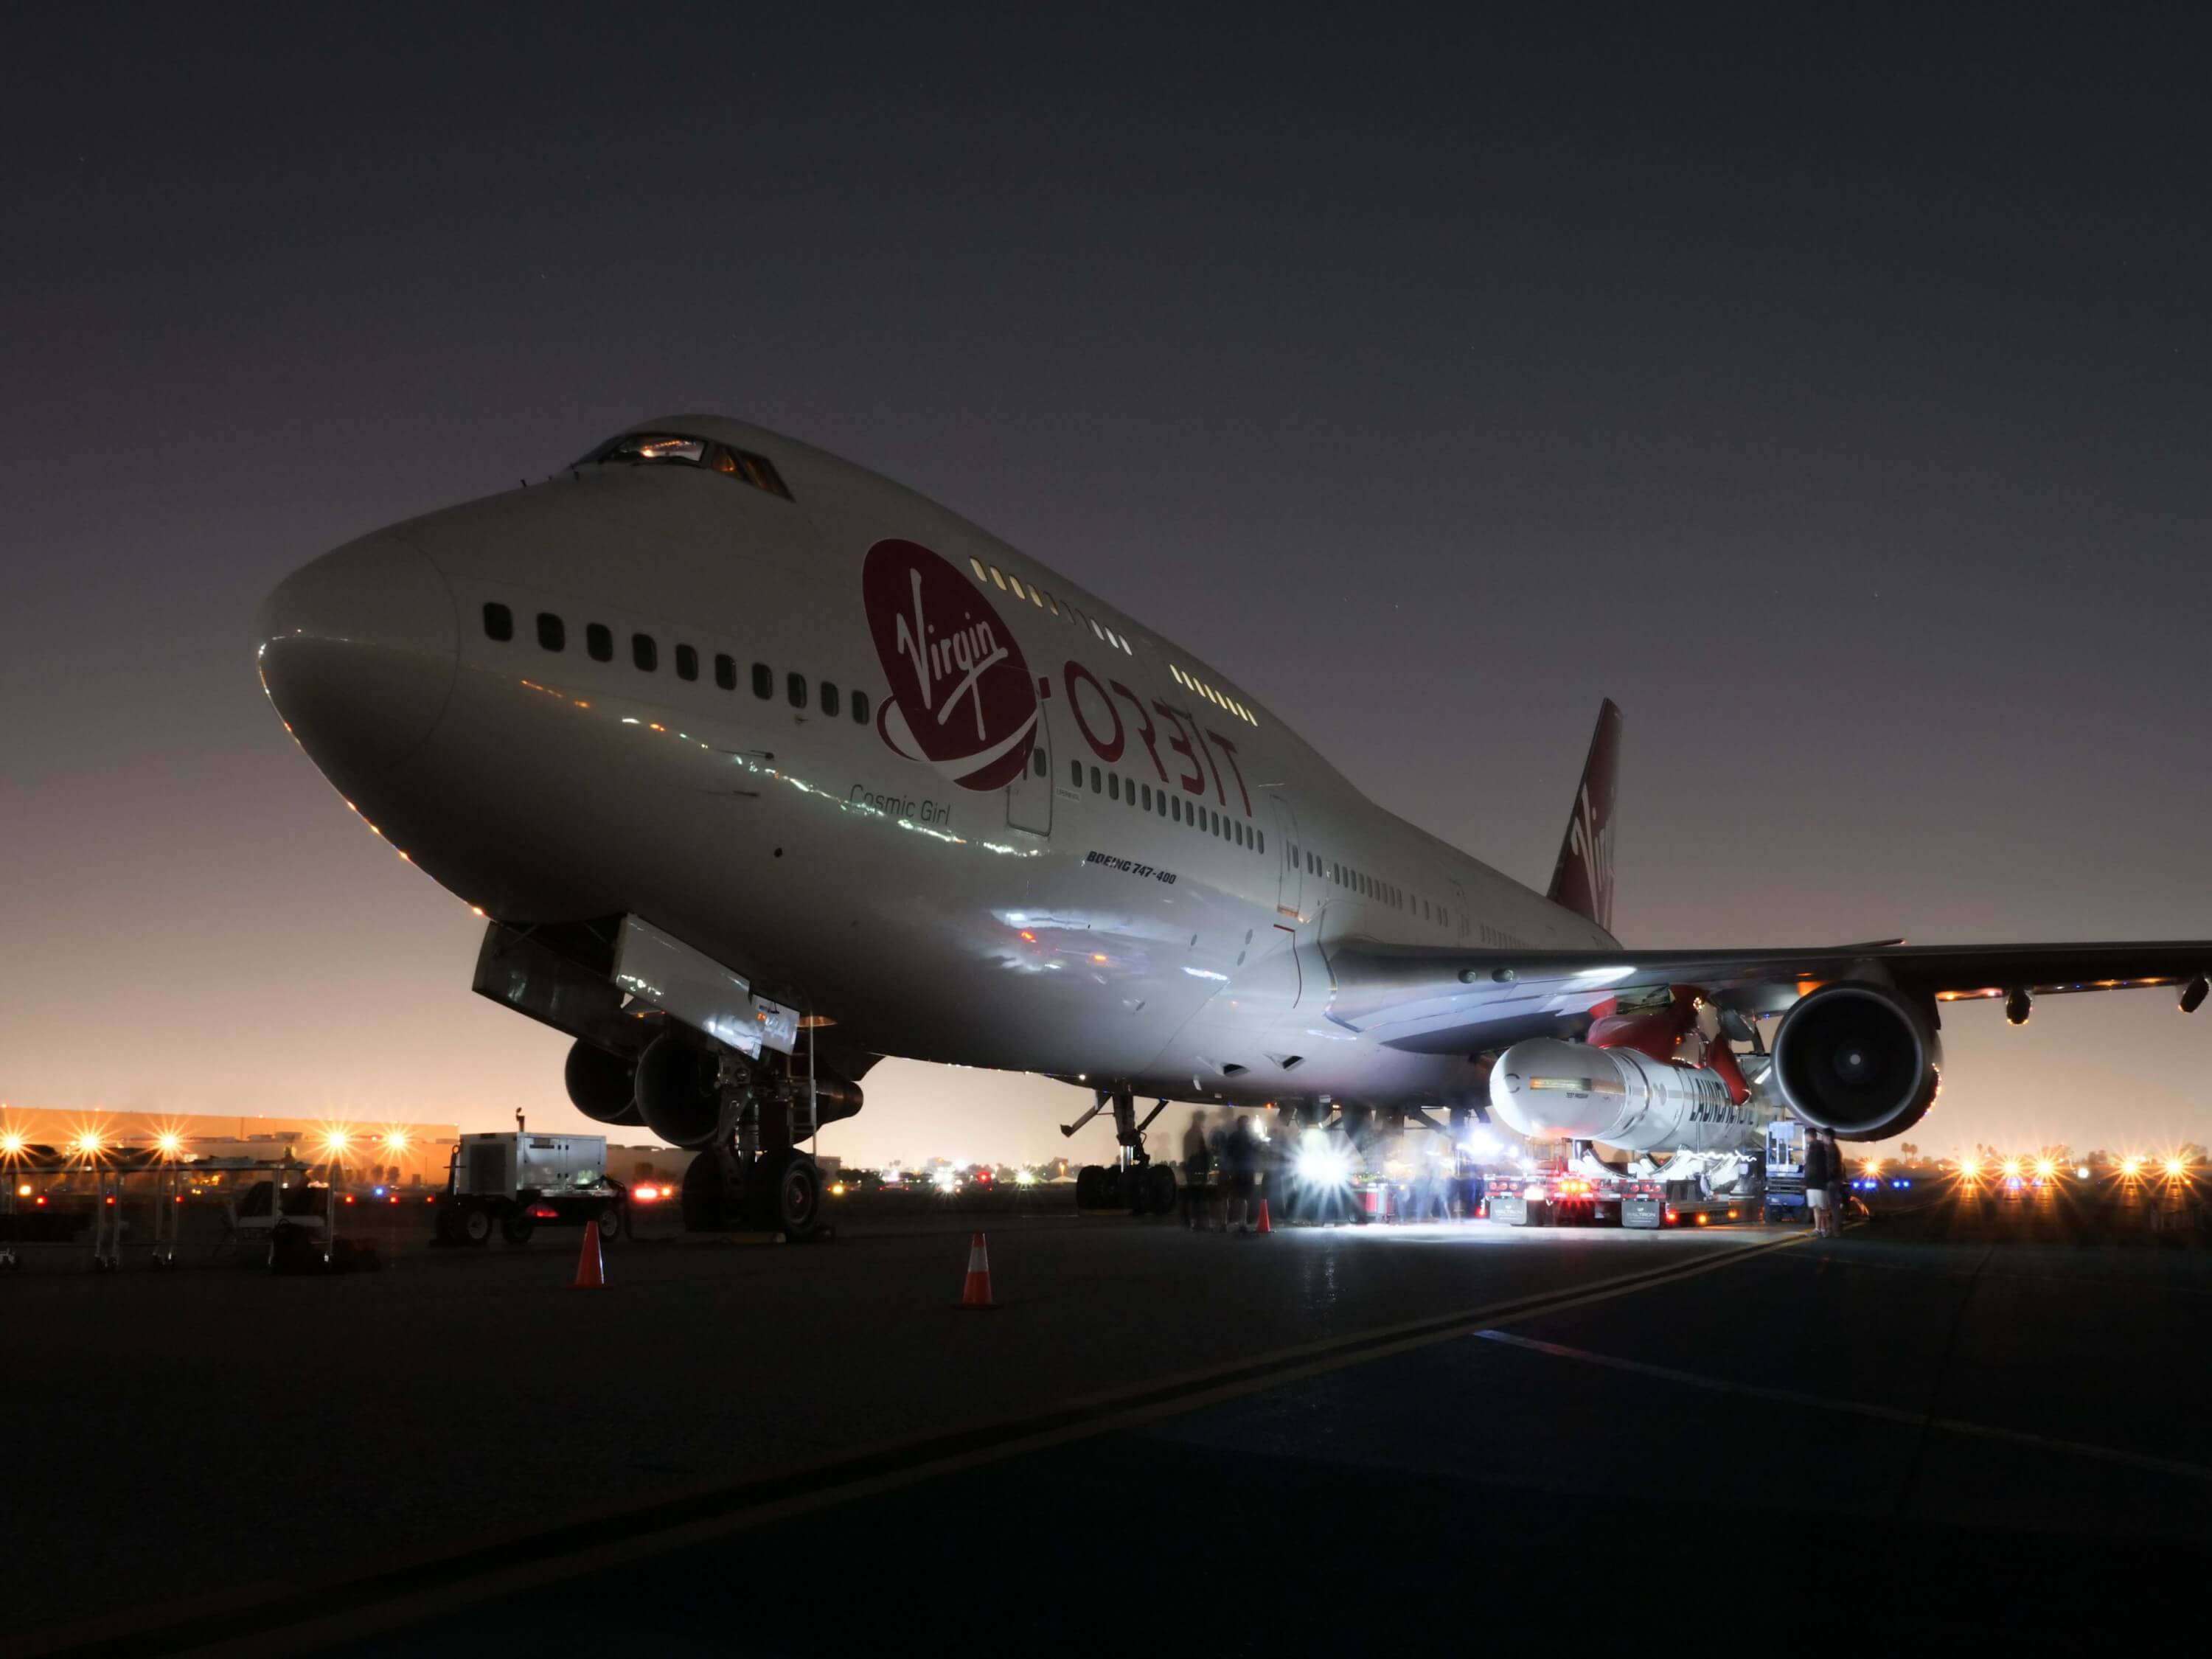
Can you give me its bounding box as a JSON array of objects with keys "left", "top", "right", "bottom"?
[{"left": 1804, "top": 1127, "right": 1836, "bottom": 1237}]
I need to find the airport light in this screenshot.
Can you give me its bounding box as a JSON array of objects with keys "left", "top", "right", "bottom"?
[
  {"left": 2076, "top": 1166, "right": 2091, "bottom": 1180},
  {"left": 2034, "top": 1158, "right": 2056, "bottom": 1181},
  {"left": 321, "top": 1127, "right": 352, "bottom": 1158},
  {"left": 156, "top": 1132, "right": 184, "bottom": 1158},
  {"left": 383, "top": 1129, "right": 411, "bottom": 1155},
  {"left": 2121, "top": 1157, "right": 2143, "bottom": 1179},
  {"left": 1956, "top": 1158, "right": 1980, "bottom": 1180},
  {"left": 2001, "top": 1158, "right": 2022, "bottom": 1180},
  {"left": 1297, "top": 1145, "right": 1353, "bottom": 1186},
  {"left": 0, "top": 1132, "right": 23, "bottom": 1158},
  {"left": 72, "top": 1130, "right": 104, "bottom": 1158},
  {"left": 2164, "top": 1156, "right": 2187, "bottom": 1180},
  {"left": 1015, "top": 1166, "right": 1037, "bottom": 1186}
]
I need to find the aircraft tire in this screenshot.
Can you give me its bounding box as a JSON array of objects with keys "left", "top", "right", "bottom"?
[
  {"left": 681, "top": 1150, "right": 734, "bottom": 1233},
  {"left": 758, "top": 1149, "right": 825, "bottom": 1240},
  {"left": 1075, "top": 1165, "right": 1107, "bottom": 1208},
  {"left": 1144, "top": 1164, "right": 1178, "bottom": 1215}
]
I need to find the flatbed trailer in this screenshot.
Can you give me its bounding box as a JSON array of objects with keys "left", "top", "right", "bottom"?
[
  {"left": 1621, "top": 1180, "right": 1753, "bottom": 1228},
  {"left": 1486, "top": 1172, "right": 1622, "bottom": 1228}
]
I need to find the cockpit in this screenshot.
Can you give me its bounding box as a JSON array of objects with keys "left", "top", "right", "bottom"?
[{"left": 591, "top": 432, "right": 793, "bottom": 501}]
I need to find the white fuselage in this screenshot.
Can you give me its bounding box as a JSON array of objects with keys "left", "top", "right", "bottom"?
[{"left": 258, "top": 415, "right": 1621, "bottom": 1113}]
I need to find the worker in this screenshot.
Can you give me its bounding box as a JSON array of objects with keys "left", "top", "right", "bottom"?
[
  {"left": 1221, "top": 1113, "right": 1259, "bottom": 1234},
  {"left": 1180, "top": 1110, "right": 1214, "bottom": 1231},
  {"left": 1804, "top": 1127, "right": 1836, "bottom": 1238}
]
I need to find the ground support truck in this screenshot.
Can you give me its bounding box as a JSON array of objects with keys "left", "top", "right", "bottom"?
[{"left": 433, "top": 1132, "right": 628, "bottom": 1247}]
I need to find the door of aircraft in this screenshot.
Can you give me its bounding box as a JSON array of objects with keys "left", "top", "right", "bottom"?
[
  {"left": 1270, "top": 798, "right": 1303, "bottom": 918},
  {"left": 1006, "top": 702, "right": 1055, "bottom": 835}
]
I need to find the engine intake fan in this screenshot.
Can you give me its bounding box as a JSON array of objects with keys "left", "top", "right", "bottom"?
[{"left": 1771, "top": 981, "right": 1941, "bottom": 1140}]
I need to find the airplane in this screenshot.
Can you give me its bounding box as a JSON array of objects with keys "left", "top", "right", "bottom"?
[{"left": 256, "top": 415, "right": 2212, "bottom": 1239}]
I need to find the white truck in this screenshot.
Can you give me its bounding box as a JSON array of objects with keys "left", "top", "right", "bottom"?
[{"left": 433, "top": 1131, "right": 628, "bottom": 1246}]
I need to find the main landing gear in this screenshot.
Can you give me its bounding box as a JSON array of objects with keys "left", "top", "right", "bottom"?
[
  {"left": 1069, "top": 1087, "right": 1177, "bottom": 1215},
  {"left": 675, "top": 1057, "right": 830, "bottom": 1242}
]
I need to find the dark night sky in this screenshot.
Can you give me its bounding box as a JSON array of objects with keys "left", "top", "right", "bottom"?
[{"left": 5, "top": 3, "right": 2210, "bottom": 1163}]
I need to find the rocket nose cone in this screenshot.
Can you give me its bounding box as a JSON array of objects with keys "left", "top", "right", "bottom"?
[{"left": 257, "top": 531, "right": 459, "bottom": 782}]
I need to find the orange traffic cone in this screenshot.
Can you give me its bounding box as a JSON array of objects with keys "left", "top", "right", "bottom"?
[
  {"left": 1254, "top": 1199, "right": 1273, "bottom": 1234},
  {"left": 959, "top": 1231, "right": 995, "bottom": 1309},
  {"left": 571, "top": 1219, "right": 606, "bottom": 1289}
]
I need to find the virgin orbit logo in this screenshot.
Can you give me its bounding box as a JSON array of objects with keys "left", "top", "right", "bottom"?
[{"left": 863, "top": 538, "right": 1037, "bottom": 791}]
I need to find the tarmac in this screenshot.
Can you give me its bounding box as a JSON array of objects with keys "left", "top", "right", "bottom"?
[{"left": 4, "top": 1188, "right": 2208, "bottom": 1655}]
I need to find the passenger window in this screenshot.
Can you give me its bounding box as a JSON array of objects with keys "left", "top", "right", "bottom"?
[
  {"left": 675, "top": 644, "right": 698, "bottom": 681},
  {"left": 787, "top": 672, "right": 807, "bottom": 709},
  {"left": 536, "top": 612, "right": 564, "bottom": 651},
  {"left": 1071, "top": 759, "right": 1083, "bottom": 787},
  {"left": 852, "top": 690, "right": 869, "bottom": 725},
  {"left": 1031, "top": 587, "right": 1046, "bottom": 608},
  {"left": 1257, "top": 832, "right": 1265, "bottom": 855},
  {"left": 1108, "top": 773, "right": 1119, "bottom": 801},
  {"left": 1156, "top": 792, "right": 1166, "bottom": 816},
  {"left": 1125, "top": 778, "right": 1137, "bottom": 807},
  {"left": 1032, "top": 749, "right": 1047, "bottom": 777},
  {"left": 714, "top": 653, "right": 737, "bottom": 691},
  {"left": 821, "top": 681, "right": 840, "bottom": 718},
  {"left": 632, "top": 633, "right": 657, "bottom": 672},
  {"left": 988, "top": 566, "right": 1007, "bottom": 590},
  {"left": 970, "top": 557, "right": 990, "bottom": 583},
  {"left": 1171, "top": 796, "right": 1182, "bottom": 823},
  {"left": 1090, "top": 767, "right": 1102, "bottom": 793},
  {"left": 1007, "top": 576, "right": 1026, "bottom": 600},
  {"left": 1141, "top": 785, "right": 1152, "bottom": 810},
  {"left": 752, "top": 662, "right": 773, "bottom": 698},
  {"left": 482, "top": 602, "right": 513, "bottom": 641},
  {"left": 587, "top": 623, "right": 613, "bottom": 662}
]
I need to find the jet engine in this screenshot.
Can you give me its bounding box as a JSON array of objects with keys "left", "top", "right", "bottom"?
[
  {"left": 634, "top": 1028, "right": 870, "bottom": 1149},
  {"left": 634, "top": 1030, "right": 728, "bottom": 1147},
  {"left": 1488, "top": 1038, "right": 1761, "bottom": 1154},
  {"left": 1770, "top": 981, "right": 1941, "bottom": 1140},
  {"left": 563, "top": 1038, "right": 644, "bottom": 1127}
]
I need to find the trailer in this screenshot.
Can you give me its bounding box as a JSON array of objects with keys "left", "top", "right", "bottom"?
[
  {"left": 1485, "top": 1169, "right": 1622, "bottom": 1227},
  {"left": 433, "top": 1133, "right": 627, "bottom": 1246}
]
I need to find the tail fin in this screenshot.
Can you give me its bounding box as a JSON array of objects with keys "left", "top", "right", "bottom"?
[{"left": 1546, "top": 700, "right": 1622, "bottom": 938}]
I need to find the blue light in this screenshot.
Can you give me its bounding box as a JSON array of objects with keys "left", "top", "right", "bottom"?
[{"left": 372, "top": 1185, "right": 386, "bottom": 1197}]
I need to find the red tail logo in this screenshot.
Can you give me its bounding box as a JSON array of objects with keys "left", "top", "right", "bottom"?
[{"left": 1548, "top": 700, "right": 1621, "bottom": 936}]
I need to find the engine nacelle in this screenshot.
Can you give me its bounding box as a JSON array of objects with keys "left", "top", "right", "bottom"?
[
  {"left": 634, "top": 1030, "right": 728, "bottom": 1148},
  {"left": 563, "top": 1039, "right": 644, "bottom": 1127},
  {"left": 1770, "top": 981, "right": 1941, "bottom": 1140},
  {"left": 1488, "top": 1038, "right": 1763, "bottom": 1154}
]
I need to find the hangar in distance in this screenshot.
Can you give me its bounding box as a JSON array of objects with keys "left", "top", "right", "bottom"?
[{"left": 256, "top": 416, "right": 2212, "bottom": 1238}]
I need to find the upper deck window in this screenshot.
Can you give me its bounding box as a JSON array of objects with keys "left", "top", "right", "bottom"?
[{"left": 595, "top": 433, "right": 793, "bottom": 501}]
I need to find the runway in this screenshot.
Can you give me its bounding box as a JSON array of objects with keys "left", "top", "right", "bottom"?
[{"left": 7, "top": 1197, "right": 2208, "bottom": 1655}]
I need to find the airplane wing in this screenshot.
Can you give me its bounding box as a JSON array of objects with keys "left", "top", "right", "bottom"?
[{"left": 1321, "top": 937, "right": 2212, "bottom": 1051}]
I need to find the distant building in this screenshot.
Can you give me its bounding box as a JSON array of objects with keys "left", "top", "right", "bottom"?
[{"left": 0, "top": 1108, "right": 459, "bottom": 1188}]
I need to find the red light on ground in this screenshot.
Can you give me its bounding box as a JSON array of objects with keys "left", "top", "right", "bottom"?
[
  {"left": 344, "top": 1195, "right": 355, "bottom": 1204},
  {"left": 105, "top": 1197, "right": 114, "bottom": 1206},
  {"left": 633, "top": 1185, "right": 660, "bottom": 1203},
  {"left": 531, "top": 1206, "right": 558, "bottom": 1219}
]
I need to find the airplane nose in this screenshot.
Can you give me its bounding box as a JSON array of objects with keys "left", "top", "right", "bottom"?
[{"left": 256, "top": 531, "right": 459, "bottom": 779}]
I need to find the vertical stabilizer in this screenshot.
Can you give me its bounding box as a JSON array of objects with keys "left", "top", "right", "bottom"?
[{"left": 1546, "top": 700, "right": 1622, "bottom": 938}]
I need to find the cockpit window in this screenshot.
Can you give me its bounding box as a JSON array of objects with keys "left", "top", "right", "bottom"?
[
  {"left": 604, "top": 434, "right": 708, "bottom": 465},
  {"left": 594, "top": 433, "right": 794, "bottom": 501}
]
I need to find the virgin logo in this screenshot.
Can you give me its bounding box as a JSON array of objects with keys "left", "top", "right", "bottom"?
[{"left": 863, "top": 539, "right": 1037, "bottom": 791}]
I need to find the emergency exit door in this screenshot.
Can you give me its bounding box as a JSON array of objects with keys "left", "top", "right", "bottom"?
[{"left": 1005, "top": 703, "right": 1054, "bottom": 835}]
